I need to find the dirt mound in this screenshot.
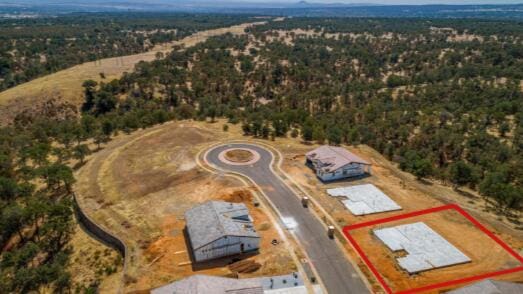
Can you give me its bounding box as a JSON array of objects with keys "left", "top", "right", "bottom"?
[
  {"left": 223, "top": 190, "right": 254, "bottom": 203},
  {"left": 225, "top": 149, "right": 254, "bottom": 163}
]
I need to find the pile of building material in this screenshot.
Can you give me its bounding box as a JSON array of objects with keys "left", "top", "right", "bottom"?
[
  {"left": 374, "top": 222, "right": 471, "bottom": 274},
  {"left": 327, "top": 184, "right": 402, "bottom": 215},
  {"left": 228, "top": 259, "right": 262, "bottom": 274}
]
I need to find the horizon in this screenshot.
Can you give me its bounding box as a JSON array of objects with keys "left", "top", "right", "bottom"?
[{"left": 2, "top": 0, "right": 523, "bottom": 5}]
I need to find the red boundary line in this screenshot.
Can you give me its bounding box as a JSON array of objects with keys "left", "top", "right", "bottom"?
[{"left": 342, "top": 204, "right": 523, "bottom": 293}]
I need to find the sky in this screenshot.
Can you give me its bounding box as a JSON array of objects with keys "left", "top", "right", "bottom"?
[
  {"left": 173, "top": 0, "right": 523, "bottom": 3},
  {"left": 277, "top": 0, "right": 521, "bottom": 3}
]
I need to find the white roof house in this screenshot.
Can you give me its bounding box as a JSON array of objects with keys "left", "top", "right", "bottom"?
[{"left": 306, "top": 145, "right": 371, "bottom": 181}]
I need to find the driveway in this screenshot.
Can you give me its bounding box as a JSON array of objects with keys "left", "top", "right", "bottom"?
[{"left": 205, "top": 143, "right": 369, "bottom": 294}]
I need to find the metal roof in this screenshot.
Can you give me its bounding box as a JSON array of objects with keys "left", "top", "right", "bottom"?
[
  {"left": 152, "top": 273, "right": 306, "bottom": 294},
  {"left": 151, "top": 275, "right": 263, "bottom": 294},
  {"left": 447, "top": 279, "right": 523, "bottom": 294},
  {"left": 185, "top": 201, "right": 259, "bottom": 250},
  {"left": 306, "top": 145, "right": 370, "bottom": 172}
]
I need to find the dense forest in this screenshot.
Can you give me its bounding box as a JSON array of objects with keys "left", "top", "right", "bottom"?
[
  {"left": 0, "top": 13, "right": 251, "bottom": 91},
  {"left": 0, "top": 13, "right": 255, "bottom": 292},
  {"left": 79, "top": 17, "right": 523, "bottom": 215},
  {"left": 1, "top": 16, "right": 523, "bottom": 292}
]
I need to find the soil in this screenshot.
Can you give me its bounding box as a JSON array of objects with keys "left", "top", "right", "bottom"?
[
  {"left": 74, "top": 119, "right": 523, "bottom": 293},
  {"left": 271, "top": 139, "right": 523, "bottom": 293},
  {"left": 225, "top": 149, "right": 254, "bottom": 162},
  {"left": 349, "top": 209, "right": 522, "bottom": 293},
  {"left": 74, "top": 121, "right": 295, "bottom": 292}
]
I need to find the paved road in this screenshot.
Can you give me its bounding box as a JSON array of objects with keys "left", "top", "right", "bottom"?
[{"left": 206, "top": 143, "right": 369, "bottom": 294}]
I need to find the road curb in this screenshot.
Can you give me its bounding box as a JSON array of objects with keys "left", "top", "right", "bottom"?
[{"left": 197, "top": 142, "right": 326, "bottom": 294}]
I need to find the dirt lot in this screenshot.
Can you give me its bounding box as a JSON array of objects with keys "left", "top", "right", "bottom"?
[
  {"left": 0, "top": 22, "right": 263, "bottom": 125},
  {"left": 74, "top": 121, "right": 295, "bottom": 292},
  {"left": 349, "top": 209, "right": 522, "bottom": 293},
  {"left": 271, "top": 136, "right": 523, "bottom": 293},
  {"left": 74, "top": 119, "right": 523, "bottom": 293}
]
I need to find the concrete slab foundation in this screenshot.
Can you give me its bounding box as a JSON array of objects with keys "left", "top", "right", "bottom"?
[
  {"left": 327, "top": 184, "right": 402, "bottom": 215},
  {"left": 374, "top": 222, "right": 471, "bottom": 274}
]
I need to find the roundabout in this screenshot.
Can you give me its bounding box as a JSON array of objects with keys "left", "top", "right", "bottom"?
[
  {"left": 218, "top": 147, "right": 261, "bottom": 165},
  {"left": 204, "top": 143, "right": 368, "bottom": 294}
]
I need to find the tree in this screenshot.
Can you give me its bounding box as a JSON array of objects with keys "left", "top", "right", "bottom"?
[
  {"left": 261, "top": 123, "right": 271, "bottom": 139},
  {"left": 94, "top": 91, "right": 117, "bottom": 115},
  {"left": 412, "top": 159, "right": 433, "bottom": 180},
  {"left": 312, "top": 126, "right": 325, "bottom": 144},
  {"left": 290, "top": 128, "right": 299, "bottom": 138},
  {"left": 448, "top": 161, "right": 476, "bottom": 189},
  {"left": 301, "top": 119, "right": 314, "bottom": 142},
  {"left": 0, "top": 177, "right": 19, "bottom": 201},
  {"left": 72, "top": 144, "right": 90, "bottom": 165},
  {"left": 327, "top": 127, "right": 342, "bottom": 145},
  {"left": 401, "top": 151, "right": 433, "bottom": 180},
  {"left": 81, "top": 80, "right": 98, "bottom": 112},
  {"left": 101, "top": 119, "right": 114, "bottom": 137},
  {"left": 499, "top": 122, "right": 510, "bottom": 137},
  {"left": 177, "top": 104, "right": 195, "bottom": 119},
  {"left": 93, "top": 131, "right": 110, "bottom": 150}
]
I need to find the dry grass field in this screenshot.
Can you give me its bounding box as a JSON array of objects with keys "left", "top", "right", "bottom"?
[
  {"left": 67, "top": 224, "right": 123, "bottom": 292},
  {"left": 73, "top": 119, "right": 523, "bottom": 293},
  {"left": 74, "top": 121, "right": 296, "bottom": 292},
  {"left": 0, "top": 22, "right": 263, "bottom": 125}
]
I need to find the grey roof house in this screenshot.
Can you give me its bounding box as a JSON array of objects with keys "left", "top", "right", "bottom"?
[
  {"left": 152, "top": 273, "right": 307, "bottom": 294},
  {"left": 447, "top": 279, "right": 523, "bottom": 294},
  {"left": 185, "top": 201, "right": 260, "bottom": 262}
]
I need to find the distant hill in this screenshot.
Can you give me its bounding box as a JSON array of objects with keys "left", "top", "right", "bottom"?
[{"left": 1, "top": 1, "right": 523, "bottom": 19}]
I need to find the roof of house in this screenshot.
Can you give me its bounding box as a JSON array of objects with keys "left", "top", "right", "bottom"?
[
  {"left": 306, "top": 145, "right": 370, "bottom": 172},
  {"left": 151, "top": 273, "right": 306, "bottom": 294},
  {"left": 185, "top": 201, "right": 259, "bottom": 250},
  {"left": 151, "top": 275, "right": 263, "bottom": 294},
  {"left": 447, "top": 279, "right": 523, "bottom": 294}
]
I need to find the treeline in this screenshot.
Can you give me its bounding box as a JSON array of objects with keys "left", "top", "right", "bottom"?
[
  {"left": 3, "top": 16, "right": 520, "bottom": 290},
  {"left": 0, "top": 14, "right": 255, "bottom": 291},
  {"left": 0, "top": 103, "right": 173, "bottom": 291},
  {"left": 250, "top": 17, "right": 523, "bottom": 37},
  {"left": 0, "top": 13, "right": 251, "bottom": 91},
  {"left": 79, "top": 17, "right": 522, "bottom": 215}
]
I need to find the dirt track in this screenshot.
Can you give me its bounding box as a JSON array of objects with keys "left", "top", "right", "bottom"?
[{"left": 0, "top": 22, "right": 264, "bottom": 125}]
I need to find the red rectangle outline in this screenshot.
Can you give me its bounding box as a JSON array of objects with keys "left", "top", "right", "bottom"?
[{"left": 342, "top": 204, "right": 523, "bottom": 294}]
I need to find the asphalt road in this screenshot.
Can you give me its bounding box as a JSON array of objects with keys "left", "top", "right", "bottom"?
[{"left": 206, "top": 143, "right": 369, "bottom": 294}]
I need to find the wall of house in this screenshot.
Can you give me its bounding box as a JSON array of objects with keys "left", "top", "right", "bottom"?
[
  {"left": 317, "top": 163, "right": 368, "bottom": 182},
  {"left": 194, "top": 236, "right": 260, "bottom": 262}
]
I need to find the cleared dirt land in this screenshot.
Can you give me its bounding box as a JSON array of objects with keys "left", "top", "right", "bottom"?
[
  {"left": 75, "top": 119, "right": 523, "bottom": 293},
  {"left": 74, "top": 121, "right": 296, "bottom": 292},
  {"left": 276, "top": 138, "right": 523, "bottom": 293},
  {"left": 0, "top": 22, "right": 263, "bottom": 125}
]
